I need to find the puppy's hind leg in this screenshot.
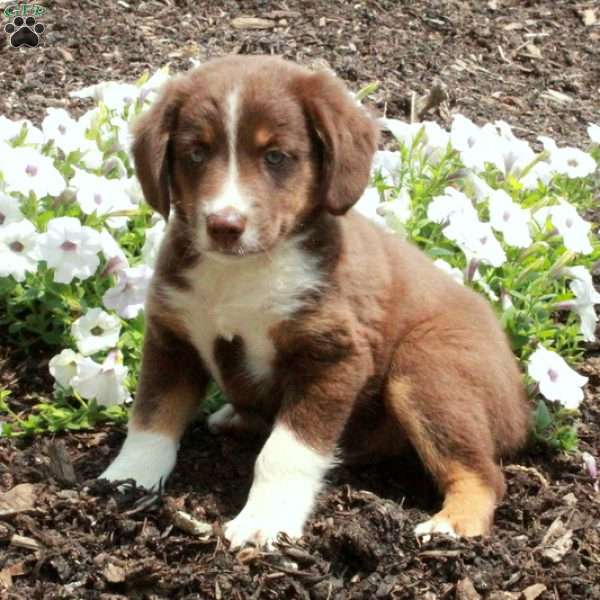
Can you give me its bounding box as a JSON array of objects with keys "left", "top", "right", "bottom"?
[{"left": 384, "top": 370, "right": 504, "bottom": 538}]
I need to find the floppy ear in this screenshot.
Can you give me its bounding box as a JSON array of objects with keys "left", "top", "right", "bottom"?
[
  {"left": 131, "top": 80, "right": 185, "bottom": 220},
  {"left": 301, "top": 72, "right": 379, "bottom": 216}
]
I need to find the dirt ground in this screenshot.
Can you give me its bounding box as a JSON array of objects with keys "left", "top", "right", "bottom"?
[{"left": 1, "top": 1, "right": 600, "bottom": 598}]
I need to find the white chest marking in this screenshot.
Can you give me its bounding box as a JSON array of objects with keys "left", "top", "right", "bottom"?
[{"left": 161, "top": 237, "right": 324, "bottom": 387}]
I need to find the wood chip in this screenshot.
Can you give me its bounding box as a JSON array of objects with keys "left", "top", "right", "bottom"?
[
  {"left": 10, "top": 534, "right": 41, "bottom": 550},
  {"left": 47, "top": 440, "right": 77, "bottom": 486},
  {"left": 57, "top": 47, "right": 74, "bottom": 62},
  {"left": 456, "top": 576, "right": 482, "bottom": 600},
  {"left": 0, "top": 484, "right": 36, "bottom": 517},
  {"left": 236, "top": 546, "right": 263, "bottom": 564},
  {"left": 578, "top": 8, "right": 597, "bottom": 26},
  {"left": 171, "top": 510, "right": 213, "bottom": 538},
  {"left": 0, "top": 559, "right": 27, "bottom": 588},
  {"left": 541, "top": 89, "right": 573, "bottom": 105},
  {"left": 522, "top": 583, "right": 547, "bottom": 600},
  {"left": 540, "top": 518, "right": 574, "bottom": 563},
  {"left": 103, "top": 562, "right": 126, "bottom": 583},
  {"left": 504, "top": 465, "right": 549, "bottom": 487},
  {"left": 263, "top": 10, "right": 301, "bottom": 19},
  {"left": 231, "top": 17, "right": 275, "bottom": 30},
  {"left": 524, "top": 43, "right": 542, "bottom": 59}
]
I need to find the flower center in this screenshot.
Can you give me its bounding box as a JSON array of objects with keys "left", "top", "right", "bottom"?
[
  {"left": 58, "top": 124, "right": 67, "bottom": 135},
  {"left": 93, "top": 193, "right": 103, "bottom": 205},
  {"left": 0, "top": 212, "right": 5, "bottom": 226},
  {"left": 9, "top": 241, "right": 24, "bottom": 253},
  {"left": 502, "top": 211, "right": 511, "bottom": 222},
  {"left": 547, "top": 368, "right": 559, "bottom": 383},
  {"left": 565, "top": 218, "right": 573, "bottom": 228},
  {"left": 60, "top": 240, "right": 78, "bottom": 252},
  {"left": 25, "top": 164, "right": 38, "bottom": 177},
  {"left": 567, "top": 159, "right": 578, "bottom": 168},
  {"left": 91, "top": 326, "right": 104, "bottom": 336}
]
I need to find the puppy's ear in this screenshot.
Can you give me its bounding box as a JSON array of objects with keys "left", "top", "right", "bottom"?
[
  {"left": 301, "top": 71, "right": 379, "bottom": 216},
  {"left": 131, "top": 79, "right": 185, "bottom": 220}
]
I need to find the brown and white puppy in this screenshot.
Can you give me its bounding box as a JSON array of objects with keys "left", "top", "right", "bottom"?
[{"left": 100, "top": 55, "right": 529, "bottom": 548}]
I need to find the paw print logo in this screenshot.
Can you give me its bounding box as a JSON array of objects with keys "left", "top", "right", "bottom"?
[{"left": 4, "top": 16, "right": 44, "bottom": 48}]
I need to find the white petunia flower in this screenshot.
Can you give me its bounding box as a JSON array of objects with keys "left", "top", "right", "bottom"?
[
  {"left": 488, "top": 189, "right": 532, "bottom": 248},
  {"left": 142, "top": 218, "right": 166, "bottom": 267},
  {"left": 103, "top": 265, "right": 153, "bottom": 319},
  {"left": 528, "top": 346, "right": 588, "bottom": 410},
  {"left": 433, "top": 259, "right": 464, "bottom": 286},
  {"left": 371, "top": 150, "right": 402, "bottom": 186},
  {"left": 71, "top": 351, "right": 130, "bottom": 406},
  {"left": 534, "top": 201, "right": 592, "bottom": 255},
  {"left": 112, "top": 116, "right": 134, "bottom": 154},
  {"left": 560, "top": 266, "right": 600, "bottom": 342},
  {"left": 70, "top": 81, "right": 141, "bottom": 114},
  {"left": 588, "top": 123, "right": 600, "bottom": 144},
  {"left": 49, "top": 349, "right": 83, "bottom": 389},
  {"left": 140, "top": 66, "right": 170, "bottom": 103},
  {"left": 549, "top": 147, "right": 597, "bottom": 179},
  {"left": 0, "top": 116, "right": 43, "bottom": 145},
  {"left": 443, "top": 213, "right": 506, "bottom": 267},
  {"left": 493, "top": 120, "right": 536, "bottom": 176},
  {"left": 452, "top": 118, "right": 501, "bottom": 172},
  {"left": 427, "top": 187, "right": 477, "bottom": 225},
  {"left": 0, "top": 115, "right": 24, "bottom": 142},
  {"left": 379, "top": 118, "right": 422, "bottom": 148},
  {"left": 124, "top": 176, "right": 144, "bottom": 205},
  {"left": 467, "top": 173, "right": 494, "bottom": 204},
  {"left": 71, "top": 307, "right": 121, "bottom": 356},
  {"left": 71, "top": 169, "right": 135, "bottom": 229},
  {"left": 0, "top": 219, "right": 39, "bottom": 281},
  {"left": 0, "top": 147, "right": 65, "bottom": 198},
  {"left": 100, "top": 229, "right": 129, "bottom": 272},
  {"left": 355, "top": 186, "right": 389, "bottom": 230},
  {"left": 380, "top": 188, "right": 412, "bottom": 228},
  {"left": 80, "top": 143, "right": 104, "bottom": 170},
  {"left": 450, "top": 114, "right": 481, "bottom": 152},
  {"left": 42, "top": 108, "right": 86, "bottom": 156},
  {"left": 379, "top": 119, "right": 449, "bottom": 163},
  {"left": 520, "top": 159, "right": 554, "bottom": 190},
  {"left": 0, "top": 193, "right": 24, "bottom": 226},
  {"left": 38, "top": 216, "right": 102, "bottom": 284}
]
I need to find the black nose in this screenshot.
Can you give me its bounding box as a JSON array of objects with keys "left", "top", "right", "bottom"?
[{"left": 206, "top": 208, "right": 247, "bottom": 245}]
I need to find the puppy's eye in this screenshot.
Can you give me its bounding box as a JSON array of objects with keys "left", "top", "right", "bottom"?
[
  {"left": 190, "top": 148, "right": 206, "bottom": 163},
  {"left": 264, "top": 149, "right": 286, "bottom": 166}
]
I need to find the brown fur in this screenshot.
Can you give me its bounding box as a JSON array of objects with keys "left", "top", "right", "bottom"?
[{"left": 128, "top": 55, "right": 529, "bottom": 537}]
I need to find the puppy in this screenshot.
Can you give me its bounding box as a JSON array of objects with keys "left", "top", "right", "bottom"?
[{"left": 100, "top": 55, "right": 529, "bottom": 548}]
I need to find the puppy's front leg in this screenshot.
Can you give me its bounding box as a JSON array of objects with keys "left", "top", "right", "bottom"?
[
  {"left": 224, "top": 333, "right": 363, "bottom": 549},
  {"left": 100, "top": 322, "right": 209, "bottom": 490}
]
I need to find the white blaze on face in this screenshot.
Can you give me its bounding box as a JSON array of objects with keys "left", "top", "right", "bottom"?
[{"left": 200, "top": 86, "right": 254, "bottom": 247}]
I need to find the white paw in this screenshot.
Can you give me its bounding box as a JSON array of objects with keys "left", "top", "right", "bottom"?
[
  {"left": 224, "top": 508, "right": 304, "bottom": 549},
  {"left": 99, "top": 430, "right": 178, "bottom": 491},
  {"left": 414, "top": 516, "right": 458, "bottom": 543},
  {"left": 207, "top": 403, "right": 268, "bottom": 435},
  {"left": 207, "top": 403, "right": 238, "bottom": 434}
]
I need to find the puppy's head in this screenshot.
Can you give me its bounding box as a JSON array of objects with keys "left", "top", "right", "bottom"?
[{"left": 132, "top": 55, "right": 378, "bottom": 257}]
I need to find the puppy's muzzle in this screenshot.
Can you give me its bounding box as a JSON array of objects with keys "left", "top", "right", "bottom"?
[{"left": 206, "top": 208, "right": 247, "bottom": 248}]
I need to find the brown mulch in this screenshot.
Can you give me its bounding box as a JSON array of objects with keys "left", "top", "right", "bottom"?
[
  {"left": 0, "top": 0, "right": 599, "bottom": 145},
  {"left": 1, "top": 0, "right": 600, "bottom": 598}
]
